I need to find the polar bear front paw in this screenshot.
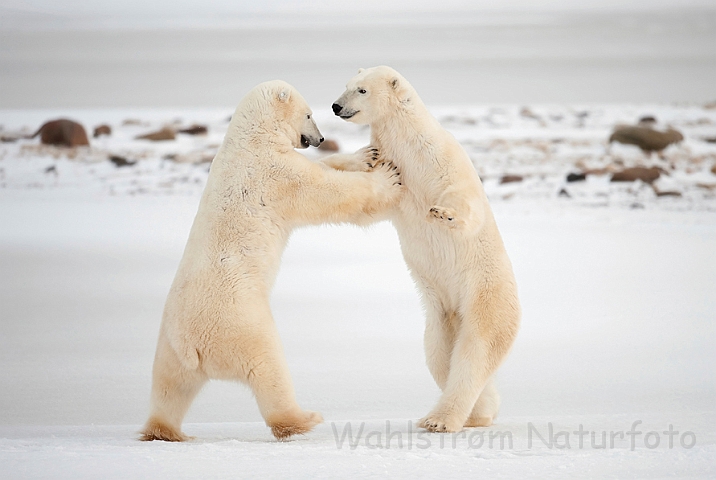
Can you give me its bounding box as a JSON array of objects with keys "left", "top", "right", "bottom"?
[
  {"left": 373, "top": 160, "right": 402, "bottom": 187},
  {"left": 358, "top": 146, "right": 380, "bottom": 171},
  {"left": 428, "top": 206, "right": 462, "bottom": 227}
]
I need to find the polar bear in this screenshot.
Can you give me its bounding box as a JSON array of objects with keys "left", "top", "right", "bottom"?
[
  {"left": 330, "top": 66, "right": 521, "bottom": 433},
  {"left": 140, "top": 80, "right": 401, "bottom": 442}
]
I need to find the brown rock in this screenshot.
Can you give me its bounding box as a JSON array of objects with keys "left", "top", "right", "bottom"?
[
  {"left": 500, "top": 174, "right": 523, "bottom": 184},
  {"left": 178, "top": 125, "right": 208, "bottom": 135},
  {"left": 318, "top": 139, "right": 340, "bottom": 152},
  {"left": 651, "top": 185, "right": 682, "bottom": 197},
  {"left": 93, "top": 124, "right": 112, "bottom": 138},
  {"left": 609, "top": 125, "right": 683, "bottom": 154},
  {"left": 136, "top": 127, "right": 175, "bottom": 141},
  {"left": 711, "top": 164, "right": 716, "bottom": 175},
  {"left": 32, "top": 119, "right": 89, "bottom": 147},
  {"left": 610, "top": 166, "right": 661, "bottom": 184}
]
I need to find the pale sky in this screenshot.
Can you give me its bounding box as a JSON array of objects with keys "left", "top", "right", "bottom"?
[{"left": 2, "top": 0, "right": 715, "bottom": 16}]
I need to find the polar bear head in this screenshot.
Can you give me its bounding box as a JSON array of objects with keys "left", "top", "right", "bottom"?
[
  {"left": 243, "top": 80, "right": 323, "bottom": 149},
  {"left": 331, "top": 66, "right": 413, "bottom": 125}
]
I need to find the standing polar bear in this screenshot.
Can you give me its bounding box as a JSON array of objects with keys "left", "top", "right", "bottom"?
[
  {"left": 141, "top": 80, "right": 401, "bottom": 442},
  {"left": 331, "top": 66, "right": 521, "bottom": 433}
]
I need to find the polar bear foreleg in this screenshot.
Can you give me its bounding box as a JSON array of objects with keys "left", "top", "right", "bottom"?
[
  {"left": 140, "top": 334, "right": 208, "bottom": 442},
  {"left": 293, "top": 161, "right": 401, "bottom": 226},
  {"left": 428, "top": 187, "right": 484, "bottom": 232},
  {"left": 321, "top": 146, "right": 378, "bottom": 172}
]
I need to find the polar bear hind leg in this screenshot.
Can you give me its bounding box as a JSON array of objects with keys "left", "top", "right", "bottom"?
[
  {"left": 140, "top": 334, "right": 208, "bottom": 442},
  {"left": 422, "top": 299, "right": 457, "bottom": 390},
  {"left": 217, "top": 305, "right": 323, "bottom": 441},
  {"left": 464, "top": 378, "right": 500, "bottom": 427},
  {"left": 420, "top": 293, "right": 518, "bottom": 433}
]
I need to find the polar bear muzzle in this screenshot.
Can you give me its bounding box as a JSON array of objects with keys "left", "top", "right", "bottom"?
[{"left": 300, "top": 134, "right": 323, "bottom": 148}]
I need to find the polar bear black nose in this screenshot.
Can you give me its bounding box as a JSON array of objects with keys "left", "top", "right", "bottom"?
[
  {"left": 332, "top": 103, "right": 343, "bottom": 115},
  {"left": 319, "top": 137, "right": 324, "bottom": 143}
]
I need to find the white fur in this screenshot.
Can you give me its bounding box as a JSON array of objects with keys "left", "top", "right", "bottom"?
[
  {"left": 332, "top": 66, "right": 521, "bottom": 432},
  {"left": 141, "top": 80, "right": 402, "bottom": 442}
]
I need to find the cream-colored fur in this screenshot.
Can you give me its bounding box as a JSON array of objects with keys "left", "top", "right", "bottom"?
[
  {"left": 331, "top": 66, "right": 521, "bottom": 432},
  {"left": 140, "top": 80, "right": 401, "bottom": 442}
]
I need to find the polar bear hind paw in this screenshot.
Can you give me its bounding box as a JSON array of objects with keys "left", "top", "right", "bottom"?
[
  {"left": 268, "top": 410, "right": 323, "bottom": 441},
  {"left": 418, "top": 414, "right": 463, "bottom": 433},
  {"left": 139, "top": 418, "right": 190, "bottom": 442}
]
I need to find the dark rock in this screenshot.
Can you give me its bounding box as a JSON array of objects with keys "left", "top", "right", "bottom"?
[
  {"left": 704, "top": 137, "right": 716, "bottom": 144},
  {"left": 655, "top": 189, "right": 681, "bottom": 197},
  {"left": 178, "top": 125, "right": 208, "bottom": 135},
  {"left": 611, "top": 166, "right": 662, "bottom": 184},
  {"left": 318, "top": 139, "right": 340, "bottom": 152},
  {"left": 566, "top": 172, "right": 587, "bottom": 182},
  {"left": 499, "top": 174, "right": 523, "bottom": 184},
  {"left": 558, "top": 188, "right": 571, "bottom": 198},
  {"left": 109, "top": 155, "right": 136, "bottom": 167},
  {"left": 93, "top": 124, "right": 112, "bottom": 138},
  {"left": 136, "top": 127, "right": 175, "bottom": 141},
  {"left": 711, "top": 164, "right": 716, "bottom": 175},
  {"left": 32, "top": 119, "right": 89, "bottom": 147},
  {"left": 45, "top": 165, "right": 57, "bottom": 174}
]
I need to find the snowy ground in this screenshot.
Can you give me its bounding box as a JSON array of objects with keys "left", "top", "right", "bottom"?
[{"left": 1, "top": 107, "right": 715, "bottom": 478}]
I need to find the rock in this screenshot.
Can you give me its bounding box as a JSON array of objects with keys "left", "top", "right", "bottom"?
[
  {"left": 704, "top": 137, "right": 716, "bottom": 144},
  {"left": 558, "top": 188, "right": 571, "bottom": 198},
  {"left": 520, "top": 107, "right": 540, "bottom": 120},
  {"left": 44, "top": 165, "right": 57, "bottom": 174},
  {"left": 136, "top": 127, "right": 175, "bottom": 141},
  {"left": 318, "top": 139, "right": 340, "bottom": 152},
  {"left": 499, "top": 174, "right": 523, "bottom": 184},
  {"left": 93, "top": 124, "right": 112, "bottom": 138},
  {"left": 32, "top": 119, "right": 89, "bottom": 147},
  {"left": 610, "top": 166, "right": 661, "bottom": 184},
  {"left": 609, "top": 125, "right": 683, "bottom": 154},
  {"left": 655, "top": 190, "right": 681, "bottom": 197},
  {"left": 178, "top": 125, "right": 208, "bottom": 135},
  {"left": 109, "top": 155, "right": 136, "bottom": 167},
  {"left": 711, "top": 164, "right": 716, "bottom": 175},
  {"left": 1, "top": 135, "right": 18, "bottom": 143},
  {"left": 566, "top": 172, "right": 587, "bottom": 182}
]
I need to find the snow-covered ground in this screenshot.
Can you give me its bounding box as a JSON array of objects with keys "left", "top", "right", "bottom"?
[{"left": 1, "top": 106, "right": 715, "bottom": 478}]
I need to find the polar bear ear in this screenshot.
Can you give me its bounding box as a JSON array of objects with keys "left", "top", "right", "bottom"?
[
  {"left": 389, "top": 77, "right": 400, "bottom": 90},
  {"left": 358, "top": 68, "right": 364, "bottom": 74},
  {"left": 278, "top": 89, "right": 290, "bottom": 103}
]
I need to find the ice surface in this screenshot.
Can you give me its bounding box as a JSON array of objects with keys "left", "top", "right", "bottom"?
[{"left": 1, "top": 104, "right": 715, "bottom": 477}]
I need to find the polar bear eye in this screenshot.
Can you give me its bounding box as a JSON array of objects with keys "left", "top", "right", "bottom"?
[
  {"left": 358, "top": 88, "right": 367, "bottom": 94},
  {"left": 306, "top": 114, "right": 311, "bottom": 119}
]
